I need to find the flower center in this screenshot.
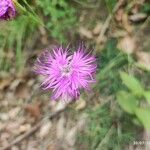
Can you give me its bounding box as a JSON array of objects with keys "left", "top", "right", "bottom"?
[{"left": 61, "top": 65, "right": 72, "bottom": 76}]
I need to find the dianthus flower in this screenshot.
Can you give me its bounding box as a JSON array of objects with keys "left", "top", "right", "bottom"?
[
  {"left": 34, "top": 45, "right": 97, "bottom": 101},
  {"left": 0, "top": 0, "right": 16, "bottom": 20}
]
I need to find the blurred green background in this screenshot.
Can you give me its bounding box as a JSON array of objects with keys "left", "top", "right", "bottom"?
[{"left": 0, "top": 0, "right": 150, "bottom": 149}]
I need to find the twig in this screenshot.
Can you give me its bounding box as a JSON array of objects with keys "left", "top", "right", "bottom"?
[
  {"left": 1, "top": 102, "right": 71, "bottom": 150},
  {"left": 97, "top": 0, "right": 125, "bottom": 43}
]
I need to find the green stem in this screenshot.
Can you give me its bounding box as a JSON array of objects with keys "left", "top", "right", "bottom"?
[
  {"left": 13, "top": 1, "right": 27, "bottom": 13},
  {"left": 14, "top": 0, "right": 44, "bottom": 26},
  {"left": 22, "top": 0, "right": 44, "bottom": 26}
]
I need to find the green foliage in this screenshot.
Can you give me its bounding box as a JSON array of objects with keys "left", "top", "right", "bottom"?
[
  {"left": 77, "top": 104, "right": 136, "bottom": 150},
  {"left": 117, "top": 91, "right": 137, "bottom": 114},
  {"left": 0, "top": 15, "right": 38, "bottom": 71},
  {"left": 117, "top": 72, "right": 150, "bottom": 130},
  {"left": 77, "top": 39, "right": 137, "bottom": 149},
  {"left": 37, "top": 0, "right": 77, "bottom": 42},
  {"left": 120, "top": 72, "right": 143, "bottom": 96},
  {"left": 144, "top": 91, "right": 150, "bottom": 104},
  {"left": 0, "top": 0, "right": 76, "bottom": 71},
  {"left": 0, "top": 0, "right": 41, "bottom": 71},
  {"left": 96, "top": 39, "right": 128, "bottom": 94},
  {"left": 135, "top": 108, "right": 150, "bottom": 130},
  {"left": 142, "top": 3, "right": 150, "bottom": 14},
  {"left": 105, "top": 0, "right": 117, "bottom": 13}
]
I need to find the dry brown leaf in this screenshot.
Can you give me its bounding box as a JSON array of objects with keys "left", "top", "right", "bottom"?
[
  {"left": 39, "top": 26, "right": 48, "bottom": 45},
  {"left": 75, "top": 99, "right": 86, "bottom": 110},
  {"left": 8, "top": 107, "right": 21, "bottom": 119},
  {"left": 39, "top": 121, "right": 52, "bottom": 138},
  {"left": 9, "top": 79, "right": 22, "bottom": 90},
  {"left": 5, "top": 122, "right": 20, "bottom": 134},
  {"left": 129, "top": 13, "right": 147, "bottom": 23},
  {"left": 11, "top": 146, "right": 19, "bottom": 150},
  {"left": 26, "top": 141, "right": 38, "bottom": 150},
  {"left": 54, "top": 101, "right": 70, "bottom": 112},
  {"left": 77, "top": 114, "right": 88, "bottom": 130},
  {"left": 0, "top": 122, "right": 5, "bottom": 131},
  {"left": 115, "top": 8, "right": 124, "bottom": 22},
  {"left": 117, "top": 35, "right": 136, "bottom": 54},
  {"left": 65, "top": 115, "right": 87, "bottom": 146},
  {"left": 0, "top": 113, "right": 9, "bottom": 121},
  {"left": 130, "top": 0, "right": 145, "bottom": 14},
  {"left": 47, "top": 141, "right": 64, "bottom": 150},
  {"left": 27, "top": 79, "right": 35, "bottom": 87},
  {"left": 0, "top": 77, "right": 12, "bottom": 90},
  {"left": 93, "top": 23, "right": 102, "bottom": 35},
  {"left": 19, "top": 124, "right": 31, "bottom": 133},
  {"left": 14, "top": 82, "right": 30, "bottom": 99},
  {"left": 136, "top": 51, "right": 150, "bottom": 70},
  {"left": 79, "top": 27, "right": 93, "bottom": 39},
  {"left": 122, "top": 13, "right": 133, "bottom": 33},
  {"left": 1, "top": 132, "right": 10, "bottom": 140},
  {"left": 24, "top": 102, "right": 41, "bottom": 119},
  {"left": 65, "top": 127, "right": 77, "bottom": 147},
  {"left": 0, "top": 92, "right": 3, "bottom": 100},
  {"left": 56, "top": 115, "right": 66, "bottom": 139},
  {"left": 111, "top": 30, "right": 128, "bottom": 38}
]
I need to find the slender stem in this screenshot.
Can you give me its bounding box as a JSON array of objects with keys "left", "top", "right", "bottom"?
[
  {"left": 22, "top": 0, "right": 37, "bottom": 15},
  {"left": 14, "top": 0, "right": 44, "bottom": 26},
  {"left": 13, "top": 0, "right": 27, "bottom": 13}
]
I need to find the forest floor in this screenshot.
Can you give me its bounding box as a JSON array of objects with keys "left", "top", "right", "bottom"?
[{"left": 0, "top": 0, "right": 150, "bottom": 150}]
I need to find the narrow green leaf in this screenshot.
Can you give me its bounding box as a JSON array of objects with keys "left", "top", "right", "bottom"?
[
  {"left": 144, "top": 91, "right": 150, "bottom": 104},
  {"left": 135, "top": 108, "right": 150, "bottom": 130},
  {"left": 120, "top": 72, "right": 143, "bottom": 96},
  {"left": 117, "top": 91, "right": 137, "bottom": 114},
  {"left": 105, "top": 0, "right": 117, "bottom": 13}
]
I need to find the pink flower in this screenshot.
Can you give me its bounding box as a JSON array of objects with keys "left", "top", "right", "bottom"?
[
  {"left": 0, "top": 0, "right": 16, "bottom": 20},
  {"left": 34, "top": 45, "right": 97, "bottom": 101}
]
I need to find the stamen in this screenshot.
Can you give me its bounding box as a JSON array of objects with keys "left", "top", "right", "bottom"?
[{"left": 61, "top": 65, "right": 72, "bottom": 76}]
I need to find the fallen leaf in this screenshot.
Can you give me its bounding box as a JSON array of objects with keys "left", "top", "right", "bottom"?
[
  {"left": 5, "top": 122, "right": 20, "bottom": 134},
  {"left": 0, "top": 77, "right": 12, "bottom": 90},
  {"left": 65, "top": 127, "right": 77, "bottom": 147},
  {"left": 93, "top": 23, "right": 102, "bottom": 35},
  {"left": 26, "top": 140, "right": 38, "bottom": 150},
  {"left": 136, "top": 51, "right": 150, "bottom": 70},
  {"left": 129, "top": 13, "right": 147, "bottom": 23},
  {"left": 15, "top": 82, "right": 30, "bottom": 99},
  {"left": 79, "top": 27, "right": 93, "bottom": 39},
  {"left": 47, "top": 141, "right": 63, "bottom": 150},
  {"left": 11, "top": 146, "right": 19, "bottom": 150},
  {"left": 0, "top": 113, "right": 9, "bottom": 121},
  {"left": 39, "top": 121, "right": 52, "bottom": 138},
  {"left": 56, "top": 115, "right": 66, "bottom": 139},
  {"left": 1, "top": 132, "right": 10, "bottom": 140},
  {"left": 76, "top": 114, "right": 88, "bottom": 130},
  {"left": 115, "top": 8, "right": 124, "bottom": 22},
  {"left": 8, "top": 107, "right": 21, "bottom": 119},
  {"left": 111, "top": 30, "right": 127, "bottom": 38},
  {"left": 19, "top": 124, "right": 31, "bottom": 133},
  {"left": 75, "top": 99, "right": 86, "bottom": 110},
  {"left": 117, "top": 35, "right": 136, "bottom": 54},
  {"left": 122, "top": 13, "right": 133, "bottom": 33},
  {"left": 54, "top": 101, "right": 70, "bottom": 112},
  {"left": 9, "top": 78, "right": 22, "bottom": 90},
  {"left": 24, "top": 102, "right": 41, "bottom": 119},
  {"left": 0, "top": 122, "right": 5, "bottom": 131}
]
